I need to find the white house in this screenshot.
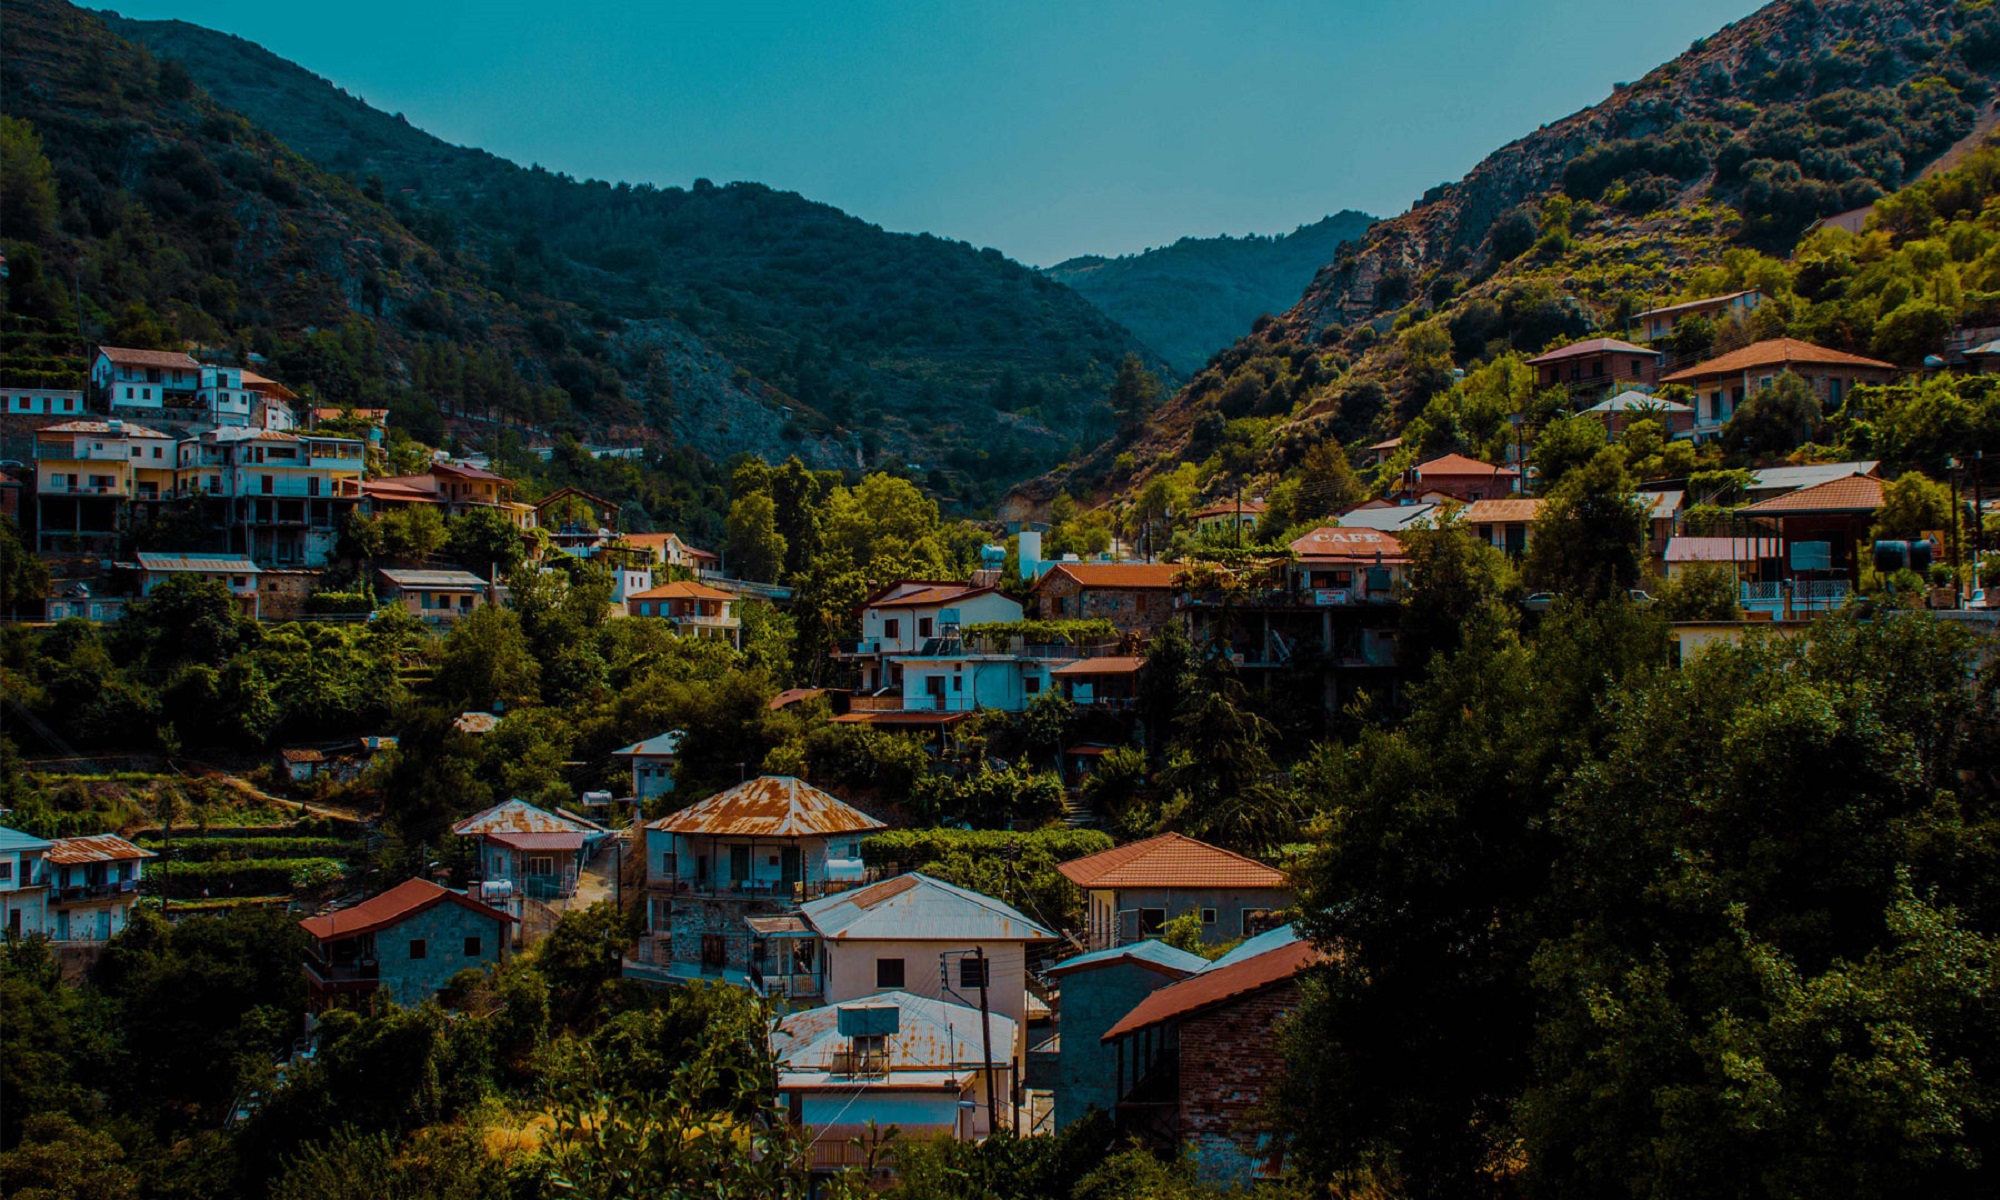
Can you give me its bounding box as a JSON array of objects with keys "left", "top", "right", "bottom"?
[
  {"left": 92, "top": 346, "right": 202, "bottom": 413},
  {"left": 196, "top": 364, "right": 257, "bottom": 427},
  {"left": 610, "top": 731, "right": 683, "bottom": 800},
  {"left": 837, "top": 582, "right": 1024, "bottom": 694},
  {"left": 45, "top": 835, "right": 154, "bottom": 942},
  {"left": 0, "top": 826, "right": 54, "bottom": 939},
  {"left": 773, "top": 991, "right": 1020, "bottom": 1173},
  {"left": 2, "top": 387, "right": 84, "bottom": 417}
]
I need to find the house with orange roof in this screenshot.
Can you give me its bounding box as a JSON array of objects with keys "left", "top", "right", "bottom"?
[
  {"left": 627, "top": 579, "right": 742, "bottom": 646},
  {"left": 1631, "top": 289, "right": 1765, "bottom": 343},
  {"left": 1462, "top": 497, "right": 1545, "bottom": 558},
  {"left": 618, "top": 530, "right": 720, "bottom": 571},
  {"left": 1404, "top": 452, "right": 1519, "bottom": 502},
  {"left": 1733, "top": 472, "right": 1887, "bottom": 614},
  {"left": 1525, "top": 336, "right": 1661, "bottom": 394},
  {"left": 1190, "top": 496, "right": 1267, "bottom": 540},
  {"left": 1030, "top": 562, "right": 1181, "bottom": 638},
  {"left": 300, "top": 877, "right": 512, "bottom": 1009},
  {"left": 1662, "top": 338, "right": 1897, "bottom": 435},
  {"left": 1100, "top": 925, "right": 1322, "bottom": 1182},
  {"left": 1058, "top": 832, "right": 1291, "bottom": 951},
  {"left": 834, "top": 580, "right": 1024, "bottom": 696}
]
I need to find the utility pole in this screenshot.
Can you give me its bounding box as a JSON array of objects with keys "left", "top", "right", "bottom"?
[{"left": 974, "top": 946, "right": 1001, "bottom": 1134}]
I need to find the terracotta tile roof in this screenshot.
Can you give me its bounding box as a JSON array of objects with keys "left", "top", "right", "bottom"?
[
  {"left": 630, "top": 580, "right": 735, "bottom": 602},
  {"left": 827, "top": 711, "right": 972, "bottom": 727},
  {"left": 96, "top": 345, "right": 200, "bottom": 370},
  {"left": 46, "top": 834, "right": 156, "bottom": 865},
  {"left": 280, "top": 747, "right": 326, "bottom": 764},
  {"left": 431, "top": 460, "right": 510, "bottom": 483},
  {"left": 1289, "top": 526, "right": 1406, "bottom": 560},
  {"left": 869, "top": 584, "right": 997, "bottom": 608},
  {"left": 1737, "top": 473, "right": 1886, "bottom": 515},
  {"left": 1056, "top": 832, "right": 1288, "bottom": 891},
  {"left": 1662, "top": 338, "right": 1896, "bottom": 383},
  {"left": 1050, "top": 655, "right": 1145, "bottom": 676},
  {"left": 1461, "top": 498, "right": 1544, "bottom": 523},
  {"left": 1664, "top": 536, "right": 1784, "bottom": 564},
  {"left": 299, "top": 877, "right": 509, "bottom": 943},
  {"left": 1036, "top": 563, "right": 1182, "bottom": 591},
  {"left": 1416, "top": 453, "right": 1517, "bottom": 478},
  {"left": 1102, "top": 937, "right": 1321, "bottom": 1040},
  {"left": 647, "top": 776, "right": 885, "bottom": 838},
  {"left": 1525, "top": 336, "right": 1656, "bottom": 364},
  {"left": 240, "top": 369, "right": 297, "bottom": 399},
  {"left": 768, "top": 687, "right": 830, "bottom": 711}
]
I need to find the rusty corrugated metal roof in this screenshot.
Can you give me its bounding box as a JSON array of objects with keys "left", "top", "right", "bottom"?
[
  {"left": 452, "top": 798, "right": 596, "bottom": 837},
  {"left": 46, "top": 834, "right": 156, "bottom": 865},
  {"left": 801, "top": 872, "right": 1054, "bottom": 942},
  {"left": 648, "top": 776, "right": 885, "bottom": 838}
]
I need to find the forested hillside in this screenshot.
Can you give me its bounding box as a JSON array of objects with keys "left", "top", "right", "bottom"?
[
  {"left": 1045, "top": 211, "right": 1374, "bottom": 374},
  {"left": 100, "top": 9, "right": 1169, "bottom": 502},
  {"left": 1018, "top": 0, "right": 2000, "bottom": 518}
]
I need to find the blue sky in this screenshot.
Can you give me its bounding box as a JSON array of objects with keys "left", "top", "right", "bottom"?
[{"left": 105, "top": 0, "right": 1763, "bottom": 265}]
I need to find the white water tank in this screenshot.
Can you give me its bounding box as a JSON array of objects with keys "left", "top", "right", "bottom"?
[{"left": 1018, "top": 530, "right": 1042, "bottom": 580}]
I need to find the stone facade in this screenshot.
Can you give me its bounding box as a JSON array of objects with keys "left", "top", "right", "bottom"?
[
  {"left": 370, "top": 900, "right": 511, "bottom": 1006},
  {"left": 1054, "top": 958, "right": 1190, "bottom": 1128},
  {"left": 1176, "top": 979, "right": 1302, "bottom": 1185},
  {"left": 1032, "top": 575, "right": 1175, "bottom": 639}
]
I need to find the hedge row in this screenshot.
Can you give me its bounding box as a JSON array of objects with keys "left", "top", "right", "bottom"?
[
  {"left": 150, "top": 856, "right": 347, "bottom": 898},
  {"left": 861, "top": 828, "right": 1113, "bottom": 870},
  {"left": 145, "top": 836, "right": 360, "bottom": 862}
]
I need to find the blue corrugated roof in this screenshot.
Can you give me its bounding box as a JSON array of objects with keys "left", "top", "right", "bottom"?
[
  {"left": 612, "top": 730, "right": 684, "bottom": 757},
  {"left": 1203, "top": 923, "right": 1301, "bottom": 971},
  {"left": 1046, "top": 938, "right": 1208, "bottom": 978},
  {"left": 0, "top": 825, "right": 54, "bottom": 853}
]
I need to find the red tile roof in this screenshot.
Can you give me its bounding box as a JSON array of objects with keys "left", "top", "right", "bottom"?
[
  {"left": 870, "top": 584, "right": 998, "bottom": 608},
  {"left": 1057, "top": 832, "right": 1287, "bottom": 891},
  {"left": 648, "top": 776, "right": 885, "bottom": 838},
  {"left": 1736, "top": 473, "right": 1886, "bottom": 515},
  {"left": 1661, "top": 338, "right": 1896, "bottom": 384},
  {"left": 97, "top": 345, "right": 200, "bottom": 370},
  {"left": 1416, "top": 453, "right": 1517, "bottom": 478},
  {"left": 1036, "top": 562, "right": 1182, "bottom": 591},
  {"left": 298, "top": 877, "right": 510, "bottom": 943},
  {"left": 1524, "top": 336, "right": 1656, "bottom": 364},
  {"left": 1102, "top": 938, "right": 1321, "bottom": 1040},
  {"left": 827, "top": 711, "right": 972, "bottom": 727},
  {"left": 630, "top": 580, "right": 736, "bottom": 602}
]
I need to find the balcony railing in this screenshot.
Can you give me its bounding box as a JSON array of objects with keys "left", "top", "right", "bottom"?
[
  {"left": 748, "top": 961, "right": 824, "bottom": 1001},
  {"left": 53, "top": 879, "right": 139, "bottom": 903},
  {"left": 39, "top": 481, "right": 125, "bottom": 495}
]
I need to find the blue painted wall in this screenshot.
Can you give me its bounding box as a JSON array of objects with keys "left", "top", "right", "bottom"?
[
  {"left": 373, "top": 902, "right": 509, "bottom": 1005},
  {"left": 1054, "top": 958, "right": 1185, "bottom": 1129}
]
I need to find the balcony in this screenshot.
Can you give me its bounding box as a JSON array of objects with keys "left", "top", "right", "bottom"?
[
  {"left": 39, "top": 480, "right": 126, "bottom": 496},
  {"left": 303, "top": 958, "right": 380, "bottom": 995},
  {"left": 833, "top": 637, "right": 885, "bottom": 657},
  {"left": 670, "top": 612, "right": 740, "bottom": 629},
  {"left": 1740, "top": 579, "right": 1852, "bottom": 615},
  {"left": 53, "top": 879, "right": 138, "bottom": 904},
  {"left": 239, "top": 477, "right": 363, "bottom": 499},
  {"left": 36, "top": 444, "right": 129, "bottom": 462}
]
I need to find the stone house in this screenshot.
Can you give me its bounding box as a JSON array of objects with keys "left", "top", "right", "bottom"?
[
  {"left": 1057, "top": 832, "right": 1292, "bottom": 952},
  {"left": 1046, "top": 939, "right": 1207, "bottom": 1129},
  {"left": 300, "top": 877, "right": 512, "bottom": 1009},
  {"left": 1029, "top": 563, "right": 1181, "bottom": 639}
]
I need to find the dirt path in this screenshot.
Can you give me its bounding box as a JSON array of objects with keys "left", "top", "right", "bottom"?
[{"left": 564, "top": 833, "right": 624, "bottom": 911}]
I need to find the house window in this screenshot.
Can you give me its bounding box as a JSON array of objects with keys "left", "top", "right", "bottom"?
[
  {"left": 132, "top": 446, "right": 142, "bottom": 457},
  {"left": 1201, "top": 907, "right": 1218, "bottom": 925},
  {"left": 883, "top": 618, "right": 900, "bottom": 640},
  {"left": 918, "top": 617, "right": 934, "bottom": 639},
  {"left": 951, "top": 674, "right": 962, "bottom": 693},
  {"left": 0, "top": 862, "right": 12, "bottom": 882},
  {"left": 409, "top": 938, "right": 428, "bottom": 959},
  {"left": 1024, "top": 676, "right": 1041, "bottom": 695},
  {"left": 1591, "top": 361, "right": 1604, "bottom": 378},
  {"left": 958, "top": 956, "right": 991, "bottom": 990},
  {"left": 1139, "top": 908, "right": 1167, "bottom": 936},
  {"left": 730, "top": 844, "right": 751, "bottom": 881},
  {"left": 876, "top": 957, "right": 905, "bottom": 989},
  {"left": 463, "top": 936, "right": 482, "bottom": 957},
  {"left": 261, "top": 475, "right": 274, "bottom": 494}
]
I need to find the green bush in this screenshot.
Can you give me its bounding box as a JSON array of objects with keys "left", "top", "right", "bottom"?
[
  {"left": 149, "top": 856, "right": 347, "bottom": 898},
  {"left": 143, "top": 836, "right": 359, "bottom": 862}
]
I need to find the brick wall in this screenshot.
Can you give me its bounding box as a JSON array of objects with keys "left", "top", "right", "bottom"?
[{"left": 1176, "top": 979, "right": 1301, "bottom": 1185}]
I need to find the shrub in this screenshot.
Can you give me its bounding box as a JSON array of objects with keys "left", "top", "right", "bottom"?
[{"left": 149, "top": 856, "right": 347, "bottom": 898}]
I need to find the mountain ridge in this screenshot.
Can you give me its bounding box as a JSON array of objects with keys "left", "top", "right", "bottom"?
[{"left": 1044, "top": 211, "right": 1375, "bottom": 375}]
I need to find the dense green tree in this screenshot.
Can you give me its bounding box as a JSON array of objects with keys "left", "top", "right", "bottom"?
[
  {"left": 1396, "top": 517, "right": 1518, "bottom": 671},
  {"left": 1110, "top": 353, "right": 1163, "bottom": 434},
  {"left": 1876, "top": 471, "right": 1952, "bottom": 539},
  {"left": 1724, "top": 371, "right": 1822, "bottom": 456},
  {"left": 725, "top": 493, "right": 787, "bottom": 583},
  {"left": 0, "top": 518, "right": 52, "bottom": 620},
  {"left": 433, "top": 605, "right": 541, "bottom": 712},
  {"left": 1531, "top": 413, "right": 1609, "bottom": 490},
  {"left": 1525, "top": 447, "right": 1648, "bottom": 603},
  {"left": 444, "top": 508, "right": 526, "bottom": 579}
]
